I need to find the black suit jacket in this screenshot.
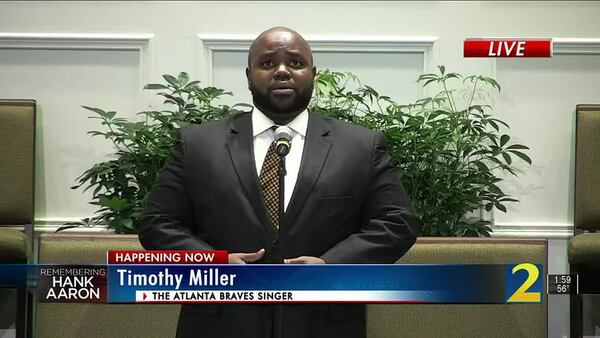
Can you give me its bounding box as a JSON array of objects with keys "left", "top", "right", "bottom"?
[{"left": 138, "top": 111, "right": 419, "bottom": 338}]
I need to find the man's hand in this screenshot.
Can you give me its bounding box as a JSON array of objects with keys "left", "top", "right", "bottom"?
[
  {"left": 284, "top": 256, "right": 325, "bottom": 264},
  {"left": 228, "top": 248, "right": 265, "bottom": 264}
]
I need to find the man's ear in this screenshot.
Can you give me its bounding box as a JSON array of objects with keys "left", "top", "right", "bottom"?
[
  {"left": 246, "top": 67, "right": 251, "bottom": 90},
  {"left": 312, "top": 66, "right": 316, "bottom": 78}
]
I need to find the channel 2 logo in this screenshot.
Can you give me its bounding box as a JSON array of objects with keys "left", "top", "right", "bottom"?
[{"left": 505, "top": 263, "right": 543, "bottom": 303}]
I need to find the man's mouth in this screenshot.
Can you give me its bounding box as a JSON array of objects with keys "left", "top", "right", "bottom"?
[
  {"left": 271, "top": 84, "right": 295, "bottom": 96},
  {"left": 272, "top": 88, "right": 294, "bottom": 95}
]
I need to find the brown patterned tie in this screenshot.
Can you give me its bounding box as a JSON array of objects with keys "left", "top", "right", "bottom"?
[{"left": 259, "top": 140, "right": 280, "bottom": 230}]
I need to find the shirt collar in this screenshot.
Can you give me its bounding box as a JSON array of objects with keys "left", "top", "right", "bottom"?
[{"left": 251, "top": 106, "right": 308, "bottom": 138}]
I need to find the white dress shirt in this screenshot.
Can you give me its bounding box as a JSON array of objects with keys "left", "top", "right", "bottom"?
[{"left": 252, "top": 108, "right": 308, "bottom": 211}]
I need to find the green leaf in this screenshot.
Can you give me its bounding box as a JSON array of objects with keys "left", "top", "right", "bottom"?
[
  {"left": 471, "top": 150, "right": 489, "bottom": 156},
  {"left": 480, "top": 76, "right": 501, "bottom": 91},
  {"left": 162, "top": 74, "right": 179, "bottom": 87},
  {"left": 417, "top": 74, "right": 438, "bottom": 82},
  {"left": 82, "top": 106, "right": 106, "bottom": 115},
  {"left": 184, "top": 81, "right": 201, "bottom": 89},
  {"left": 491, "top": 146, "right": 502, "bottom": 156},
  {"left": 421, "top": 79, "right": 438, "bottom": 87},
  {"left": 122, "top": 218, "right": 135, "bottom": 231},
  {"left": 501, "top": 152, "right": 512, "bottom": 165},
  {"left": 475, "top": 162, "right": 489, "bottom": 172},
  {"left": 508, "top": 150, "right": 532, "bottom": 165},
  {"left": 490, "top": 118, "right": 509, "bottom": 129},
  {"left": 177, "top": 72, "right": 190, "bottom": 86},
  {"left": 488, "top": 120, "right": 499, "bottom": 131},
  {"left": 444, "top": 72, "right": 462, "bottom": 80},
  {"left": 495, "top": 202, "right": 507, "bottom": 213},
  {"left": 144, "top": 84, "right": 168, "bottom": 90},
  {"left": 500, "top": 134, "right": 510, "bottom": 147},
  {"left": 488, "top": 184, "right": 503, "bottom": 194},
  {"left": 87, "top": 131, "right": 107, "bottom": 138},
  {"left": 463, "top": 75, "right": 477, "bottom": 83},
  {"left": 56, "top": 224, "right": 81, "bottom": 232},
  {"left": 506, "top": 144, "right": 529, "bottom": 150}
]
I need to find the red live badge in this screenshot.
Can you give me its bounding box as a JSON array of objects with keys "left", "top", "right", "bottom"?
[{"left": 464, "top": 39, "right": 552, "bottom": 58}]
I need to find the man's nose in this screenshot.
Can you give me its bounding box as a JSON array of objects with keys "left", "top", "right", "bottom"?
[{"left": 273, "top": 64, "right": 291, "bottom": 80}]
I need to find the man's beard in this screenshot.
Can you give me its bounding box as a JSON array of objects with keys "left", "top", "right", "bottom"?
[{"left": 250, "top": 84, "right": 313, "bottom": 125}]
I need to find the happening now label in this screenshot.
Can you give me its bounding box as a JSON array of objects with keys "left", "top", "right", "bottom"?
[{"left": 107, "top": 250, "right": 228, "bottom": 264}]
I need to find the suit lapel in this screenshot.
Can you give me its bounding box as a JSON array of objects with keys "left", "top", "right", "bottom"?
[
  {"left": 286, "top": 113, "right": 332, "bottom": 224},
  {"left": 226, "top": 112, "right": 273, "bottom": 234}
]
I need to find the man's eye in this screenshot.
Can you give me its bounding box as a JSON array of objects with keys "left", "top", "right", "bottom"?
[
  {"left": 290, "top": 60, "right": 303, "bottom": 67},
  {"left": 262, "top": 60, "right": 273, "bottom": 67}
]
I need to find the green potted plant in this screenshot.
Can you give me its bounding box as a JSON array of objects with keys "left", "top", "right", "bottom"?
[
  {"left": 64, "top": 73, "right": 233, "bottom": 233},
  {"left": 65, "top": 66, "right": 531, "bottom": 237},
  {"left": 311, "top": 66, "right": 531, "bottom": 236}
]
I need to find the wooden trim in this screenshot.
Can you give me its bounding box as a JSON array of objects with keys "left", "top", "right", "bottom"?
[
  {"left": 553, "top": 38, "right": 600, "bottom": 55},
  {"left": 196, "top": 34, "right": 437, "bottom": 86},
  {"left": 29, "top": 220, "right": 573, "bottom": 238},
  {"left": 576, "top": 104, "right": 600, "bottom": 112},
  {"left": 39, "top": 233, "right": 548, "bottom": 245},
  {"left": 0, "top": 33, "right": 153, "bottom": 50},
  {"left": 39, "top": 233, "right": 137, "bottom": 241},
  {"left": 415, "top": 237, "right": 547, "bottom": 245},
  {"left": 0, "top": 99, "right": 36, "bottom": 106}
]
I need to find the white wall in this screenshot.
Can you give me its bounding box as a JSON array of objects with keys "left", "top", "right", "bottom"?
[{"left": 1, "top": 1, "right": 599, "bottom": 239}]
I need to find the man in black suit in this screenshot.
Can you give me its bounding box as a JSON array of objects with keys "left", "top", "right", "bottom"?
[{"left": 138, "top": 26, "right": 419, "bottom": 338}]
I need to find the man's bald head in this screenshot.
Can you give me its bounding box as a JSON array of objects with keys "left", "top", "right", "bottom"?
[{"left": 247, "top": 27, "right": 313, "bottom": 68}]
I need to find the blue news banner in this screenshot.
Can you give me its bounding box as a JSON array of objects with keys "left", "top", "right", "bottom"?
[{"left": 11, "top": 263, "right": 544, "bottom": 304}]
